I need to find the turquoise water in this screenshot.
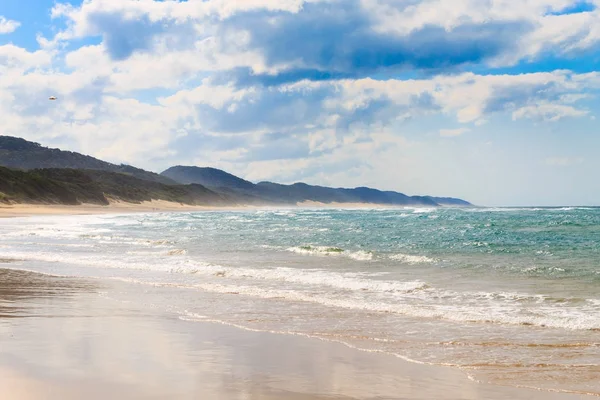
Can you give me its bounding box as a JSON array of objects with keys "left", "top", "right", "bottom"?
[{"left": 1, "top": 207, "right": 599, "bottom": 395}]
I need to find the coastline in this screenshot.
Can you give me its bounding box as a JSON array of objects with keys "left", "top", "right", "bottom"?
[
  {"left": 295, "top": 200, "right": 428, "bottom": 209},
  {"left": 0, "top": 200, "right": 267, "bottom": 218},
  {"left": 0, "top": 200, "right": 434, "bottom": 218},
  {"left": 0, "top": 268, "right": 591, "bottom": 400}
]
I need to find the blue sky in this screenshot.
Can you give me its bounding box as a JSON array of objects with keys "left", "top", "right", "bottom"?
[{"left": 1, "top": 0, "right": 600, "bottom": 206}]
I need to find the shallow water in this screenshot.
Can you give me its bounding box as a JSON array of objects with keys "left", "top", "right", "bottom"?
[
  {"left": 1, "top": 207, "right": 599, "bottom": 395},
  {"left": 3, "top": 270, "right": 587, "bottom": 400}
]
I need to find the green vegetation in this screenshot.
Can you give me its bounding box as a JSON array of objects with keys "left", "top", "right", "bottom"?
[
  {"left": 0, "top": 167, "right": 234, "bottom": 206},
  {"left": 0, "top": 136, "right": 177, "bottom": 185}
]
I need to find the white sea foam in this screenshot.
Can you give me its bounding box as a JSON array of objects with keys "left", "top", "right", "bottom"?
[
  {"left": 465, "top": 206, "right": 596, "bottom": 213},
  {"left": 6, "top": 244, "right": 600, "bottom": 331},
  {"left": 463, "top": 208, "right": 536, "bottom": 213},
  {"left": 411, "top": 208, "right": 436, "bottom": 214},
  {"left": 286, "top": 246, "right": 374, "bottom": 261},
  {"left": 389, "top": 253, "right": 437, "bottom": 264},
  {"left": 1, "top": 248, "right": 422, "bottom": 294},
  {"left": 207, "top": 266, "right": 427, "bottom": 294},
  {"left": 346, "top": 251, "right": 374, "bottom": 261},
  {"left": 11, "top": 245, "right": 592, "bottom": 331},
  {"left": 111, "top": 276, "right": 600, "bottom": 331}
]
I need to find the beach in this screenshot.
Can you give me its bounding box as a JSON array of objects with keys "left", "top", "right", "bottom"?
[
  {"left": 1, "top": 207, "right": 599, "bottom": 399},
  {"left": 0, "top": 201, "right": 260, "bottom": 218},
  {"left": 0, "top": 267, "right": 592, "bottom": 400},
  {"left": 0, "top": 201, "right": 397, "bottom": 219},
  {"left": 0, "top": 199, "right": 418, "bottom": 218}
]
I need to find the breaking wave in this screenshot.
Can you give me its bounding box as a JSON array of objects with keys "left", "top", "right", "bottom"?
[{"left": 286, "top": 246, "right": 374, "bottom": 261}]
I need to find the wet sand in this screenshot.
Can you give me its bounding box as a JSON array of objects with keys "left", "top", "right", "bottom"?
[{"left": 0, "top": 267, "right": 592, "bottom": 400}]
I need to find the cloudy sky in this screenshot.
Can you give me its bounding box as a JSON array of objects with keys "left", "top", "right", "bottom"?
[{"left": 1, "top": 0, "right": 599, "bottom": 206}]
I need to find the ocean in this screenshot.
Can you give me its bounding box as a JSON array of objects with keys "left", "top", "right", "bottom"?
[{"left": 1, "top": 207, "right": 599, "bottom": 395}]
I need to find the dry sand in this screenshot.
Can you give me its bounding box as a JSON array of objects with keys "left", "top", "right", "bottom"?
[{"left": 0, "top": 268, "right": 591, "bottom": 400}]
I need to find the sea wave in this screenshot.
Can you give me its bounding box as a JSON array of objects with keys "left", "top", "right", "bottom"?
[
  {"left": 112, "top": 276, "right": 600, "bottom": 331},
  {"left": 5, "top": 247, "right": 600, "bottom": 331},
  {"left": 2, "top": 249, "right": 422, "bottom": 294},
  {"left": 389, "top": 253, "right": 437, "bottom": 264},
  {"left": 347, "top": 251, "right": 374, "bottom": 261},
  {"left": 205, "top": 266, "right": 426, "bottom": 293},
  {"left": 410, "top": 208, "right": 436, "bottom": 214},
  {"left": 286, "top": 246, "right": 374, "bottom": 261},
  {"left": 463, "top": 206, "right": 597, "bottom": 213}
]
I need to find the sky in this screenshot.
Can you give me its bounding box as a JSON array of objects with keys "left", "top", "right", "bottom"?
[{"left": 1, "top": 0, "right": 600, "bottom": 206}]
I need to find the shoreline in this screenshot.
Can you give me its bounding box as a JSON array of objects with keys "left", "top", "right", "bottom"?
[
  {"left": 0, "top": 267, "right": 592, "bottom": 400},
  {"left": 0, "top": 200, "right": 449, "bottom": 218},
  {"left": 0, "top": 200, "right": 273, "bottom": 218}
]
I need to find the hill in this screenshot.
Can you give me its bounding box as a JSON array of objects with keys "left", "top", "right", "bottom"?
[
  {"left": 162, "top": 166, "right": 256, "bottom": 192},
  {"left": 0, "top": 136, "right": 177, "bottom": 185},
  {"left": 161, "top": 166, "right": 471, "bottom": 207},
  {"left": 255, "top": 182, "right": 440, "bottom": 206},
  {"left": 0, "top": 136, "right": 472, "bottom": 207},
  {"left": 0, "top": 167, "right": 232, "bottom": 206}
]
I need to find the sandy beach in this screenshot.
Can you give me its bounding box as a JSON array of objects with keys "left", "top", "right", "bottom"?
[
  {"left": 0, "top": 200, "right": 413, "bottom": 218},
  {"left": 0, "top": 267, "right": 593, "bottom": 400},
  {"left": 0, "top": 200, "right": 268, "bottom": 218}
]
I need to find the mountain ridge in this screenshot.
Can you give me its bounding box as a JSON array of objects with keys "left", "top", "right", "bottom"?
[
  {"left": 162, "top": 166, "right": 472, "bottom": 207},
  {"left": 0, "top": 136, "right": 472, "bottom": 207}
]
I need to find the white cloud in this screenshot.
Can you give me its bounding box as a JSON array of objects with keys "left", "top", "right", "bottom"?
[
  {"left": 43, "top": 0, "right": 600, "bottom": 77},
  {"left": 361, "top": 0, "right": 600, "bottom": 68},
  {"left": 0, "top": 16, "right": 20, "bottom": 34},
  {"left": 2, "top": 0, "right": 600, "bottom": 205},
  {"left": 512, "top": 103, "right": 588, "bottom": 121},
  {"left": 440, "top": 128, "right": 471, "bottom": 137},
  {"left": 0, "top": 45, "right": 52, "bottom": 72},
  {"left": 328, "top": 71, "right": 597, "bottom": 126},
  {"left": 4, "top": 59, "right": 597, "bottom": 171},
  {"left": 51, "top": 0, "right": 311, "bottom": 26}
]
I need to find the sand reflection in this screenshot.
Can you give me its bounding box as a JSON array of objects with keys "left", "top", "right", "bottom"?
[
  {"left": 0, "top": 268, "right": 96, "bottom": 318},
  {"left": 0, "top": 269, "right": 591, "bottom": 400}
]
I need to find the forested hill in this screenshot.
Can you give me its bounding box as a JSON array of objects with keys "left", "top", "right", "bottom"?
[
  {"left": 0, "top": 136, "right": 472, "bottom": 207},
  {"left": 0, "top": 167, "right": 232, "bottom": 206},
  {"left": 0, "top": 136, "right": 176, "bottom": 185}
]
